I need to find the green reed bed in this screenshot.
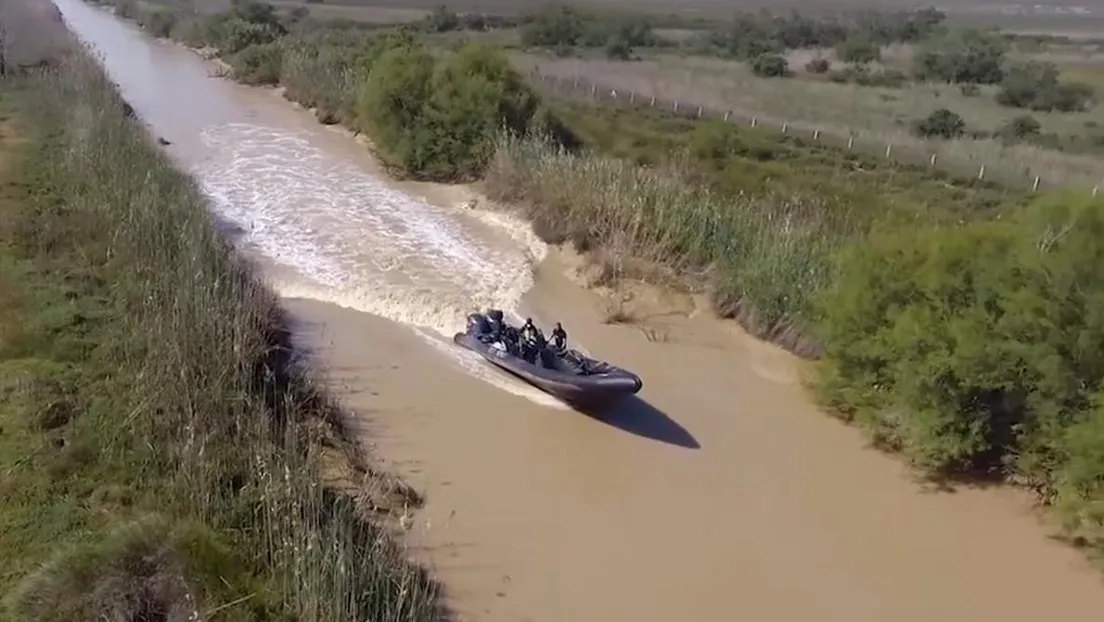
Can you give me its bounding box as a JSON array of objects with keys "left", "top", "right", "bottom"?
[
  {"left": 0, "top": 19, "right": 441, "bottom": 622},
  {"left": 484, "top": 133, "right": 839, "bottom": 351}
]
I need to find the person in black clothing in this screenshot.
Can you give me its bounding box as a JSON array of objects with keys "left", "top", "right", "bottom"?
[
  {"left": 520, "top": 318, "right": 546, "bottom": 364},
  {"left": 550, "top": 322, "right": 567, "bottom": 353},
  {"left": 501, "top": 324, "right": 520, "bottom": 355},
  {"left": 486, "top": 309, "right": 505, "bottom": 337}
]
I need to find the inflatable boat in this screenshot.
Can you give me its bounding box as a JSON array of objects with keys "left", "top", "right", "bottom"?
[{"left": 453, "top": 311, "right": 643, "bottom": 410}]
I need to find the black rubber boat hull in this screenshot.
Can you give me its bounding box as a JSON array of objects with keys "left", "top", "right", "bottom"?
[{"left": 453, "top": 332, "right": 643, "bottom": 410}]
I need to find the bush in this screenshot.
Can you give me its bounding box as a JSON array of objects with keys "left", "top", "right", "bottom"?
[
  {"left": 996, "top": 61, "right": 1094, "bottom": 112},
  {"left": 999, "top": 114, "right": 1042, "bottom": 141},
  {"left": 519, "top": 4, "right": 584, "bottom": 48},
  {"left": 805, "top": 57, "right": 831, "bottom": 74},
  {"left": 605, "top": 35, "right": 633, "bottom": 60},
  {"left": 134, "top": 8, "right": 176, "bottom": 38},
  {"left": 834, "top": 65, "right": 907, "bottom": 88},
  {"left": 836, "top": 37, "right": 880, "bottom": 64},
  {"left": 815, "top": 192, "right": 1104, "bottom": 494},
  {"left": 751, "top": 53, "right": 789, "bottom": 78},
  {"left": 229, "top": 41, "right": 283, "bottom": 85},
  {"left": 356, "top": 40, "right": 540, "bottom": 180},
  {"left": 913, "top": 28, "right": 1006, "bottom": 85},
  {"left": 912, "top": 108, "right": 965, "bottom": 139}
]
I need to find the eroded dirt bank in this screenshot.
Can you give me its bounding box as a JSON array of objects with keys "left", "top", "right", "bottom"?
[{"left": 52, "top": 0, "right": 1104, "bottom": 619}]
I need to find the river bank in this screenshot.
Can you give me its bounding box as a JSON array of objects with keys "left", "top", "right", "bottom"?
[{"left": 0, "top": 1, "right": 442, "bottom": 619}]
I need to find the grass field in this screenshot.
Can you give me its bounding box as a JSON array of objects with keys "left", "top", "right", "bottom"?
[
  {"left": 0, "top": 0, "right": 442, "bottom": 619},
  {"left": 517, "top": 52, "right": 1104, "bottom": 189},
  {"left": 246, "top": 0, "right": 1104, "bottom": 189}
]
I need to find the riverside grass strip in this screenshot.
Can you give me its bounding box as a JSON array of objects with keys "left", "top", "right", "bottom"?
[{"left": 0, "top": 2, "right": 444, "bottom": 619}]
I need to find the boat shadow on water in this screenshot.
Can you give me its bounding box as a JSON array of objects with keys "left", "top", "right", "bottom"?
[{"left": 579, "top": 395, "right": 701, "bottom": 450}]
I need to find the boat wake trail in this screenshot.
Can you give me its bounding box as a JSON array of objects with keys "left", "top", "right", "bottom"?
[{"left": 196, "top": 122, "right": 564, "bottom": 407}]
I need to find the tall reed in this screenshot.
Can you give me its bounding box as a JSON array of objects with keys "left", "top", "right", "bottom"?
[
  {"left": 0, "top": 22, "right": 441, "bottom": 621},
  {"left": 485, "top": 133, "right": 843, "bottom": 349}
]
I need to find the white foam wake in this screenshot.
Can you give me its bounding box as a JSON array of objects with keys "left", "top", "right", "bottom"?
[
  {"left": 197, "top": 122, "right": 542, "bottom": 336},
  {"left": 194, "top": 122, "right": 564, "bottom": 407}
]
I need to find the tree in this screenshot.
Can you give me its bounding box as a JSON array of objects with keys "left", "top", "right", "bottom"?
[{"left": 912, "top": 108, "right": 965, "bottom": 139}]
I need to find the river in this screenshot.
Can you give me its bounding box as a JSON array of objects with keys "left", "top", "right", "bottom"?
[{"left": 53, "top": 0, "right": 1104, "bottom": 620}]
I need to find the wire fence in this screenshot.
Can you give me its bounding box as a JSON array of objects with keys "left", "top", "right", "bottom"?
[{"left": 528, "top": 70, "right": 1104, "bottom": 195}]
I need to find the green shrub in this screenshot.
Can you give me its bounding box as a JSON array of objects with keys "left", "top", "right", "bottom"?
[
  {"left": 912, "top": 108, "right": 965, "bottom": 139},
  {"left": 815, "top": 192, "right": 1104, "bottom": 490},
  {"left": 751, "top": 53, "right": 789, "bottom": 78},
  {"left": 134, "top": 8, "right": 176, "bottom": 38},
  {"left": 220, "top": 17, "right": 284, "bottom": 54},
  {"left": 805, "top": 57, "right": 830, "bottom": 74},
  {"left": 356, "top": 41, "right": 539, "bottom": 180},
  {"left": 999, "top": 114, "right": 1042, "bottom": 142},
  {"left": 996, "top": 61, "right": 1094, "bottom": 112},
  {"left": 912, "top": 28, "right": 1006, "bottom": 85},
  {"left": 836, "top": 36, "right": 880, "bottom": 63},
  {"left": 230, "top": 42, "right": 283, "bottom": 85}
]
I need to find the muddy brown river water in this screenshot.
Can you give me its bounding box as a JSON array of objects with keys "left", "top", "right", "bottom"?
[{"left": 53, "top": 0, "right": 1104, "bottom": 619}]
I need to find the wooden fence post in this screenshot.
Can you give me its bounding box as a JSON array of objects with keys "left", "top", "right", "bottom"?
[
  {"left": 751, "top": 117, "right": 757, "bottom": 127},
  {"left": 847, "top": 135, "right": 854, "bottom": 149},
  {"left": 978, "top": 165, "right": 986, "bottom": 181},
  {"left": 782, "top": 122, "right": 788, "bottom": 134},
  {"left": 650, "top": 96, "right": 656, "bottom": 107},
  {"left": 812, "top": 129, "right": 820, "bottom": 141},
  {"left": 697, "top": 105, "right": 703, "bottom": 117},
  {"left": 724, "top": 111, "right": 731, "bottom": 121},
  {"left": 673, "top": 100, "right": 679, "bottom": 112},
  {"left": 885, "top": 144, "right": 892, "bottom": 158},
  {"left": 1032, "top": 176, "right": 1040, "bottom": 192},
  {"left": 930, "top": 154, "right": 937, "bottom": 167}
]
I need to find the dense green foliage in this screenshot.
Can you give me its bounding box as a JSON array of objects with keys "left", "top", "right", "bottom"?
[
  {"left": 814, "top": 193, "right": 1104, "bottom": 527},
  {"left": 997, "top": 61, "right": 1095, "bottom": 112},
  {"left": 696, "top": 7, "right": 945, "bottom": 60},
  {"left": 357, "top": 35, "right": 540, "bottom": 179},
  {"left": 144, "top": 1, "right": 541, "bottom": 181},
  {"left": 913, "top": 108, "right": 966, "bottom": 139},
  {"left": 0, "top": 32, "right": 438, "bottom": 622}
]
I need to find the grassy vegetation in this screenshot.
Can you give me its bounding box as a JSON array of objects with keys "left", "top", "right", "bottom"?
[
  {"left": 81, "top": 0, "right": 1104, "bottom": 573},
  {"left": 518, "top": 53, "right": 1104, "bottom": 189},
  {"left": 0, "top": 3, "right": 442, "bottom": 619},
  {"left": 483, "top": 102, "right": 1022, "bottom": 352}
]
